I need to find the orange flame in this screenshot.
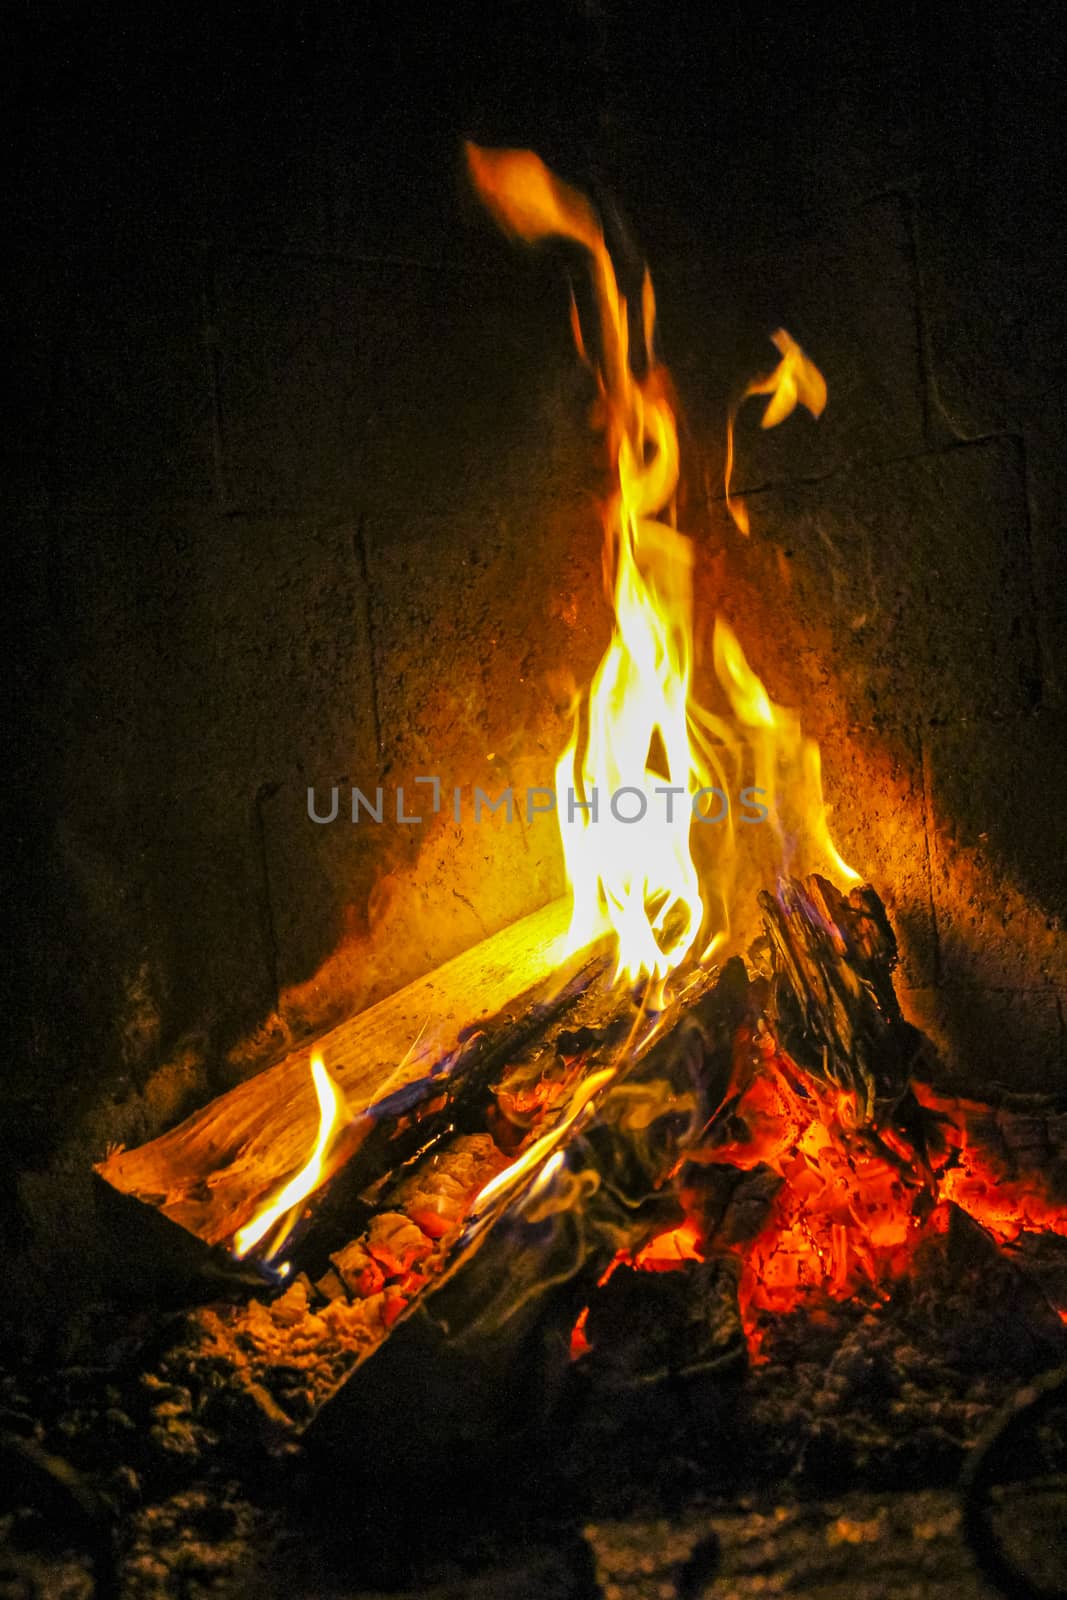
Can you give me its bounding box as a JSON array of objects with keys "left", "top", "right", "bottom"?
[
  {"left": 712, "top": 620, "right": 859, "bottom": 887},
  {"left": 470, "top": 1067, "right": 616, "bottom": 1217},
  {"left": 233, "top": 1055, "right": 344, "bottom": 1263},
  {"left": 467, "top": 146, "right": 855, "bottom": 983},
  {"left": 725, "top": 328, "right": 828, "bottom": 535}
]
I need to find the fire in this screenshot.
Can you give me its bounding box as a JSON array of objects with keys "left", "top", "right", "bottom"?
[
  {"left": 584, "top": 1036, "right": 1067, "bottom": 1362},
  {"left": 712, "top": 620, "right": 859, "bottom": 888},
  {"left": 699, "top": 1041, "right": 926, "bottom": 1350},
  {"left": 469, "top": 1066, "right": 616, "bottom": 1219},
  {"left": 724, "top": 327, "right": 827, "bottom": 536},
  {"left": 630, "top": 1216, "right": 704, "bottom": 1270},
  {"left": 466, "top": 145, "right": 854, "bottom": 986},
  {"left": 911, "top": 1082, "right": 1067, "bottom": 1244},
  {"left": 233, "top": 1055, "right": 344, "bottom": 1264}
]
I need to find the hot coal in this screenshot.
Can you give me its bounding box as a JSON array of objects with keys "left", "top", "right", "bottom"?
[
  {"left": 5, "top": 878, "right": 1067, "bottom": 1594},
  {"left": 5, "top": 1250, "right": 1065, "bottom": 1598}
]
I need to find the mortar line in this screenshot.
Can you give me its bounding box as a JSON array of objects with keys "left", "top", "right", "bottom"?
[
  {"left": 200, "top": 248, "right": 229, "bottom": 513},
  {"left": 452, "top": 889, "right": 489, "bottom": 940},
  {"left": 230, "top": 244, "right": 504, "bottom": 278},
  {"left": 1004, "top": 430, "right": 1046, "bottom": 710},
  {"left": 900, "top": 189, "right": 936, "bottom": 449},
  {"left": 705, "top": 428, "right": 1030, "bottom": 511},
  {"left": 656, "top": 183, "right": 927, "bottom": 278}
]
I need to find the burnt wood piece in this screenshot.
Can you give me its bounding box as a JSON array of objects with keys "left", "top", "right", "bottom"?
[
  {"left": 296, "top": 965, "right": 649, "bottom": 1267},
  {"left": 911, "top": 1085, "right": 1067, "bottom": 1181},
  {"left": 189, "top": 959, "right": 733, "bottom": 1436},
  {"left": 95, "top": 899, "right": 609, "bottom": 1279},
  {"left": 757, "top": 874, "right": 913, "bottom": 1113},
  {"left": 281, "top": 964, "right": 646, "bottom": 1276},
  {"left": 301, "top": 957, "right": 749, "bottom": 1472}
]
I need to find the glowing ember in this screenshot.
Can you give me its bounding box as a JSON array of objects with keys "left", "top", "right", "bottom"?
[
  {"left": 570, "top": 1305, "right": 593, "bottom": 1359},
  {"left": 574, "top": 1032, "right": 1067, "bottom": 1363},
  {"left": 718, "top": 1054, "right": 1067, "bottom": 1356},
  {"left": 466, "top": 145, "right": 854, "bottom": 986},
  {"left": 233, "top": 1055, "right": 344, "bottom": 1264},
  {"left": 630, "top": 1217, "right": 704, "bottom": 1271},
  {"left": 470, "top": 1067, "right": 616, "bottom": 1217},
  {"left": 912, "top": 1082, "right": 1067, "bottom": 1245}
]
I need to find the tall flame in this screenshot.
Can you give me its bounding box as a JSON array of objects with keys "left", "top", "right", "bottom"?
[
  {"left": 467, "top": 145, "right": 855, "bottom": 985},
  {"left": 553, "top": 330, "right": 708, "bottom": 983},
  {"left": 233, "top": 1055, "right": 343, "bottom": 1262}
]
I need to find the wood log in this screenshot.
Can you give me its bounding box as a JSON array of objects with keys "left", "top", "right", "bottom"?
[
  {"left": 300, "top": 957, "right": 750, "bottom": 1471},
  {"left": 95, "top": 899, "right": 610, "bottom": 1282},
  {"left": 168, "top": 957, "right": 740, "bottom": 1443},
  {"left": 136, "top": 875, "right": 1067, "bottom": 1480},
  {"left": 756, "top": 875, "right": 914, "bottom": 1113}
]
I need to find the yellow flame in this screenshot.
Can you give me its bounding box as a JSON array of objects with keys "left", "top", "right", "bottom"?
[
  {"left": 471, "top": 1066, "right": 617, "bottom": 1215},
  {"left": 713, "top": 619, "right": 859, "bottom": 886},
  {"left": 554, "top": 421, "right": 707, "bottom": 981},
  {"left": 233, "top": 1055, "right": 343, "bottom": 1260},
  {"left": 725, "top": 328, "right": 827, "bottom": 535},
  {"left": 467, "top": 146, "right": 856, "bottom": 984}
]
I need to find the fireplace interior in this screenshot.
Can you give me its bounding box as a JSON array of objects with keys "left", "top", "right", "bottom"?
[{"left": 8, "top": 4, "right": 1067, "bottom": 1597}]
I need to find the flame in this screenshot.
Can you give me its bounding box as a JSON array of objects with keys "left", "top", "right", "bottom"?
[
  {"left": 233, "top": 1055, "right": 344, "bottom": 1262},
  {"left": 469, "top": 1066, "right": 617, "bottom": 1218},
  {"left": 712, "top": 620, "right": 859, "bottom": 886},
  {"left": 467, "top": 146, "right": 855, "bottom": 983},
  {"left": 725, "top": 328, "right": 827, "bottom": 535}
]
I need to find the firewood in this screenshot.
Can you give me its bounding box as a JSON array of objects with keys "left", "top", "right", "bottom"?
[
  {"left": 94, "top": 899, "right": 610, "bottom": 1286},
  {"left": 165, "top": 958, "right": 735, "bottom": 1442},
  {"left": 300, "top": 957, "right": 749, "bottom": 1470},
  {"left": 756, "top": 875, "right": 914, "bottom": 1113},
  {"left": 118, "top": 873, "right": 1067, "bottom": 1480}
]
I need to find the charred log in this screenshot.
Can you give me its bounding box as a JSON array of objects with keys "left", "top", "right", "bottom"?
[
  {"left": 298, "top": 957, "right": 749, "bottom": 1470},
  {"left": 94, "top": 900, "right": 610, "bottom": 1289},
  {"left": 167, "top": 958, "right": 746, "bottom": 1463},
  {"left": 756, "top": 875, "right": 916, "bottom": 1112},
  {"left": 120, "top": 951, "right": 739, "bottom": 1449},
  {"left": 89, "top": 874, "right": 1067, "bottom": 1486}
]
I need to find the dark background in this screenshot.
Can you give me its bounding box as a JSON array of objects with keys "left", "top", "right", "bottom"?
[{"left": 6, "top": 1, "right": 1067, "bottom": 1345}]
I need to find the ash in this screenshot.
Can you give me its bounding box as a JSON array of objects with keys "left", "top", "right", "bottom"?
[{"left": 2, "top": 1217, "right": 1066, "bottom": 1599}]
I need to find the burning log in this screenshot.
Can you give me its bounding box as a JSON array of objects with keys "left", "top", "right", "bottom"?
[
  {"left": 95, "top": 899, "right": 611, "bottom": 1290},
  {"left": 300, "top": 956, "right": 749, "bottom": 1471},
  {"left": 105, "top": 869, "right": 1067, "bottom": 1485},
  {"left": 161, "top": 954, "right": 746, "bottom": 1465},
  {"left": 664, "top": 877, "right": 1067, "bottom": 1358}
]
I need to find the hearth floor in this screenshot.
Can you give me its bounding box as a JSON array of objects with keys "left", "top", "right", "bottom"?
[{"left": 4, "top": 1481, "right": 1054, "bottom": 1598}]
